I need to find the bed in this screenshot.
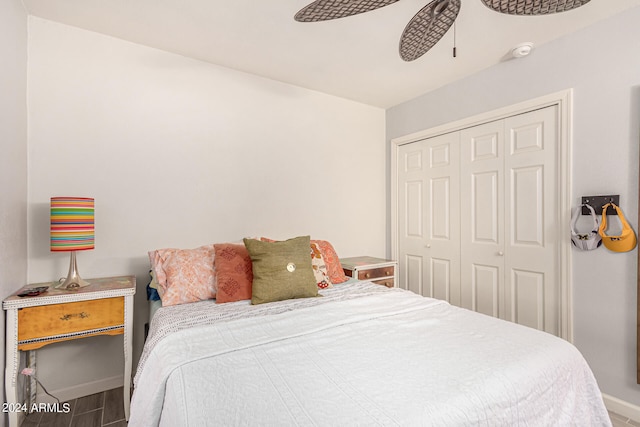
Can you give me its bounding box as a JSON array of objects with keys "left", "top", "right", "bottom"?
[
  {"left": 131, "top": 279, "right": 610, "bottom": 426},
  {"left": 131, "top": 237, "right": 610, "bottom": 426}
]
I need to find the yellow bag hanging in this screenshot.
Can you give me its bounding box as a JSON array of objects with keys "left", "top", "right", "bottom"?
[{"left": 598, "top": 202, "right": 637, "bottom": 252}]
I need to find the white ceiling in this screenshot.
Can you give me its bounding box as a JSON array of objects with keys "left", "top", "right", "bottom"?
[{"left": 21, "top": 0, "right": 640, "bottom": 108}]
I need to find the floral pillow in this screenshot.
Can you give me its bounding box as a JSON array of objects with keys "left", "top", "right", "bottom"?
[
  {"left": 310, "top": 242, "right": 332, "bottom": 289},
  {"left": 214, "top": 243, "right": 253, "bottom": 303},
  {"left": 148, "top": 245, "right": 216, "bottom": 307},
  {"left": 311, "top": 240, "right": 348, "bottom": 284}
]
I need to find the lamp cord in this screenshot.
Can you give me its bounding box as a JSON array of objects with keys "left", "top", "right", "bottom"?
[{"left": 21, "top": 369, "right": 61, "bottom": 406}]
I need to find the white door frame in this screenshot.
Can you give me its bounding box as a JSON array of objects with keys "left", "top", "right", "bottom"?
[{"left": 390, "top": 89, "right": 573, "bottom": 342}]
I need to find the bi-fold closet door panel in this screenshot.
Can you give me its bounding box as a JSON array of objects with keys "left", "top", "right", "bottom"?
[
  {"left": 460, "top": 106, "right": 559, "bottom": 334},
  {"left": 503, "top": 107, "right": 558, "bottom": 336},
  {"left": 397, "top": 132, "right": 460, "bottom": 305},
  {"left": 398, "top": 106, "right": 559, "bottom": 336},
  {"left": 460, "top": 120, "right": 505, "bottom": 319}
]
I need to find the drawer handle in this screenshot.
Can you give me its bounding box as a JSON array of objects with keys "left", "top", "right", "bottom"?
[
  {"left": 384, "top": 270, "right": 390, "bottom": 275},
  {"left": 365, "top": 273, "right": 371, "bottom": 278},
  {"left": 60, "top": 312, "right": 90, "bottom": 321}
]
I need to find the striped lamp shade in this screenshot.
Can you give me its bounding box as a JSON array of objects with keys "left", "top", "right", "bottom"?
[{"left": 50, "top": 197, "right": 95, "bottom": 252}]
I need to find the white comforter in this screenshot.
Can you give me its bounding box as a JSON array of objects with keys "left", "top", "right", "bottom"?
[{"left": 130, "top": 283, "right": 610, "bottom": 426}]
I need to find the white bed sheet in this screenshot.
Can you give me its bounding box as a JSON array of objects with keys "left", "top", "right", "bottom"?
[
  {"left": 131, "top": 282, "right": 610, "bottom": 426},
  {"left": 148, "top": 298, "right": 162, "bottom": 325}
]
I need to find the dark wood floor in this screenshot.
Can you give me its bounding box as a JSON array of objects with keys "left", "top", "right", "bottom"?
[{"left": 20, "top": 388, "right": 125, "bottom": 427}]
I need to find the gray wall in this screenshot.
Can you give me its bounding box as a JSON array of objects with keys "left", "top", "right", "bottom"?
[
  {"left": 0, "top": 0, "right": 27, "bottom": 426},
  {"left": 0, "top": 1, "right": 28, "bottom": 426},
  {"left": 386, "top": 6, "right": 640, "bottom": 404}
]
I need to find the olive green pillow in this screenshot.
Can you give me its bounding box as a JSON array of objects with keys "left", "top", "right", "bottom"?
[{"left": 243, "top": 236, "right": 319, "bottom": 305}]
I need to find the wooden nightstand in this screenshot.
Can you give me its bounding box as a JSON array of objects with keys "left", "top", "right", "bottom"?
[
  {"left": 340, "top": 256, "right": 397, "bottom": 288},
  {"left": 3, "top": 276, "right": 135, "bottom": 427}
]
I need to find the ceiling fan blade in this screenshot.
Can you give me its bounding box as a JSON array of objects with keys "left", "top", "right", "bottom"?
[
  {"left": 480, "top": 0, "right": 591, "bottom": 15},
  {"left": 399, "top": 0, "right": 460, "bottom": 62},
  {"left": 295, "top": 0, "right": 400, "bottom": 22}
]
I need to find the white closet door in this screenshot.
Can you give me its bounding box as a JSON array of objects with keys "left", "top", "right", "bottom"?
[
  {"left": 459, "top": 106, "right": 559, "bottom": 334},
  {"left": 396, "top": 104, "right": 561, "bottom": 336},
  {"left": 503, "top": 106, "right": 558, "bottom": 335},
  {"left": 460, "top": 120, "right": 505, "bottom": 317},
  {"left": 398, "top": 132, "right": 460, "bottom": 304},
  {"left": 398, "top": 142, "right": 427, "bottom": 296}
]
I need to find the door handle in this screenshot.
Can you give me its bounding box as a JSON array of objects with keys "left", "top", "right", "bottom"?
[{"left": 497, "top": 251, "right": 504, "bottom": 256}]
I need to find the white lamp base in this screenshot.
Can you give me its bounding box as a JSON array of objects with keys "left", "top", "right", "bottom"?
[{"left": 55, "top": 251, "right": 91, "bottom": 289}]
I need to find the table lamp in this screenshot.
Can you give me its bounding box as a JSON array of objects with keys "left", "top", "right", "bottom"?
[{"left": 50, "top": 197, "right": 95, "bottom": 289}]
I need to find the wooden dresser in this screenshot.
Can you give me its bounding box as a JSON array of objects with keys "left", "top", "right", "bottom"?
[
  {"left": 3, "top": 276, "right": 135, "bottom": 427},
  {"left": 340, "top": 256, "right": 397, "bottom": 288}
]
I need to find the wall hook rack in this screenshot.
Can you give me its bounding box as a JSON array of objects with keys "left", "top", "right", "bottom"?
[{"left": 581, "top": 195, "right": 619, "bottom": 215}]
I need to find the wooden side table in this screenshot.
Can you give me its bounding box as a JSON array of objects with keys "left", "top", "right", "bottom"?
[
  {"left": 340, "top": 256, "right": 397, "bottom": 288},
  {"left": 3, "top": 275, "right": 135, "bottom": 427}
]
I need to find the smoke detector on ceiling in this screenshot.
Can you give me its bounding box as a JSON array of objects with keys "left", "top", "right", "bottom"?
[{"left": 511, "top": 42, "right": 534, "bottom": 58}]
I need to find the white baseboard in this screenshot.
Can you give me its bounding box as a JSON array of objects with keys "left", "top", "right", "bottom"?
[
  {"left": 36, "top": 375, "right": 124, "bottom": 404},
  {"left": 603, "top": 393, "right": 640, "bottom": 422}
]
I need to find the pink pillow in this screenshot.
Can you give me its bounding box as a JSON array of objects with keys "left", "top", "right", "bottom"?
[
  {"left": 214, "top": 243, "right": 253, "bottom": 303},
  {"left": 312, "top": 240, "right": 348, "bottom": 284},
  {"left": 148, "top": 245, "right": 216, "bottom": 307}
]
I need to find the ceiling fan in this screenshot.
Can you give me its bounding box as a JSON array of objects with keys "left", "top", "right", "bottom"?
[{"left": 294, "top": 0, "right": 592, "bottom": 62}]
